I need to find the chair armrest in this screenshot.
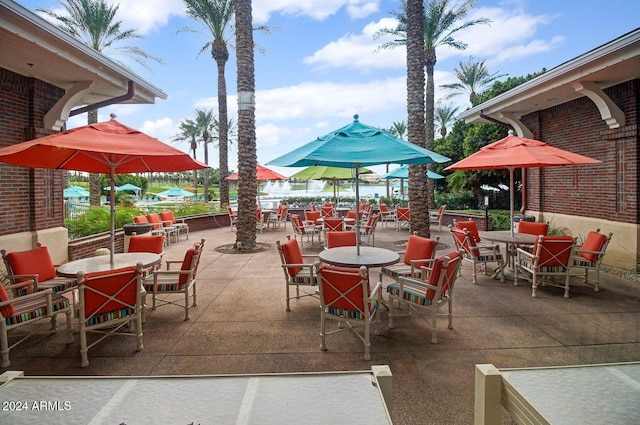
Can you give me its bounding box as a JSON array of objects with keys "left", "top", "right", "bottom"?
[
  {"left": 280, "top": 263, "right": 315, "bottom": 270},
  {"left": 164, "top": 260, "right": 183, "bottom": 270},
  {"left": 576, "top": 248, "right": 605, "bottom": 256},
  {"left": 398, "top": 275, "right": 438, "bottom": 292},
  {"left": 516, "top": 246, "right": 536, "bottom": 260},
  {"left": 0, "top": 288, "right": 53, "bottom": 307}
]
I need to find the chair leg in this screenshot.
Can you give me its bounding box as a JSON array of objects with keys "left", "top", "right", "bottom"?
[
  {"left": 80, "top": 324, "right": 89, "bottom": 368},
  {"left": 364, "top": 321, "right": 371, "bottom": 361},
  {"left": 531, "top": 274, "right": 539, "bottom": 298},
  {"left": 1, "top": 325, "right": 10, "bottom": 368},
  {"left": 563, "top": 275, "right": 570, "bottom": 298},
  {"left": 320, "top": 314, "right": 327, "bottom": 351},
  {"left": 65, "top": 310, "right": 74, "bottom": 344},
  {"left": 430, "top": 311, "right": 438, "bottom": 344},
  {"left": 472, "top": 262, "right": 478, "bottom": 285},
  {"left": 184, "top": 289, "right": 191, "bottom": 321},
  {"left": 285, "top": 282, "right": 291, "bottom": 312},
  {"left": 135, "top": 311, "right": 144, "bottom": 351}
]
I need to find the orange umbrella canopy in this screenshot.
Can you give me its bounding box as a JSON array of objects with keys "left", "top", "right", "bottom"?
[
  {"left": 444, "top": 133, "right": 601, "bottom": 171},
  {"left": 0, "top": 118, "right": 208, "bottom": 173},
  {"left": 226, "top": 164, "right": 288, "bottom": 181}
]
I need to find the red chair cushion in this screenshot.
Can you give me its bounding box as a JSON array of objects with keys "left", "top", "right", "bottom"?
[
  {"left": 133, "top": 215, "right": 148, "bottom": 224},
  {"left": 179, "top": 247, "right": 197, "bottom": 284},
  {"left": 319, "top": 264, "right": 370, "bottom": 311},
  {"left": 146, "top": 214, "right": 162, "bottom": 230},
  {"left": 128, "top": 235, "right": 164, "bottom": 254},
  {"left": 404, "top": 235, "right": 436, "bottom": 268},
  {"left": 517, "top": 221, "right": 548, "bottom": 236},
  {"left": 6, "top": 246, "right": 56, "bottom": 283},
  {"left": 281, "top": 239, "right": 303, "bottom": 276},
  {"left": 0, "top": 283, "right": 14, "bottom": 318},
  {"left": 455, "top": 221, "right": 481, "bottom": 243},
  {"left": 159, "top": 211, "right": 176, "bottom": 224},
  {"left": 580, "top": 232, "right": 607, "bottom": 262},
  {"left": 327, "top": 231, "right": 357, "bottom": 248},
  {"left": 81, "top": 266, "right": 138, "bottom": 317}
]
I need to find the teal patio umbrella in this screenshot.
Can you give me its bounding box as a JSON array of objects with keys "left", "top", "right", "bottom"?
[
  {"left": 380, "top": 164, "right": 444, "bottom": 180},
  {"left": 157, "top": 186, "right": 195, "bottom": 198},
  {"left": 63, "top": 185, "right": 90, "bottom": 198},
  {"left": 268, "top": 115, "right": 450, "bottom": 253}
]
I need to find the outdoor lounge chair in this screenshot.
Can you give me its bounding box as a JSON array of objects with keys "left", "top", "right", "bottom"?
[
  {"left": 0, "top": 278, "right": 74, "bottom": 368},
  {"left": 276, "top": 236, "right": 319, "bottom": 311},
  {"left": 315, "top": 262, "right": 382, "bottom": 360},
  {"left": 515, "top": 235, "right": 576, "bottom": 298},
  {"left": 2, "top": 244, "right": 78, "bottom": 297},
  {"left": 572, "top": 229, "right": 612, "bottom": 292},
  {"left": 75, "top": 263, "right": 147, "bottom": 367},
  {"left": 142, "top": 239, "right": 205, "bottom": 321},
  {"left": 387, "top": 251, "right": 462, "bottom": 343}
]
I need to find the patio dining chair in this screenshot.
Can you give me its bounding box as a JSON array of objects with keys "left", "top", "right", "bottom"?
[
  {"left": 507, "top": 221, "right": 549, "bottom": 266},
  {"left": 75, "top": 263, "right": 147, "bottom": 367},
  {"left": 133, "top": 215, "right": 168, "bottom": 240},
  {"left": 359, "top": 213, "right": 380, "bottom": 246},
  {"left": 450, "top": 226, "right": 504, "bottom": 285},
  {"left": 380, "top": 233, "right": 439, "bottom": 287},
  {"left": 227, "top": 207, "right": 238, "bottom": 231},
  {"left": 429, "top": 204, "right": 446, "bottom": 231},
  {"left": 267, "top": 204, "right": 288, "bottom": 230},
  {"left": 395, "top": 207, "right": 410, "bottom": 231},
  {"left": 326, "top": 231, "right": 357, "bottom": 248},
  {"left": 289, "top": 214, "right": 320, "bottom": 248},
  {"left": 315, "top": 262, "right": 382, "bottom": 360},
  {"left": 572, "top": 229, "right": 612, "bottom": 292},
  {"left": 515, "top": 235, "right": 576, "bottom": 298},
  {"left": 126, "top": 233, "right": 165, "bottom": 270},
  {"left": 2, "top": 244, "right": 78, "bottom": 297},
  {"left": 387, "top": 251, "right": 462, "bottom": 343},
  {"left": 0, "top": 278, "right": 74, "bottom": 368},
  {"left": 378, "top": 203, "right": 396, "bottom": 228},
  {"left": 142, "top": 239, "right": 205, "bottom": 321},
  {"left": 160, "top": 210, "right": 189, "bottom": 240},
  {"left": 276, "top": 236, "right": 319, "bottom": 311},
  {"left": 147, "top": 213, "right": 178, "bottom": 244}
]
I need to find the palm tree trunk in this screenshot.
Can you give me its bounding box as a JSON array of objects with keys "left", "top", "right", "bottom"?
[
  {"left": 216, "top": 53, "right": 230, "bottom": 207},
  {"left": 235, "top": 0, "right": 257, "bottom": 250},
  {"left": 425, "top": 61, "right": 436, "bottom": 210},
  {"left": 406, "top": 0, "right": 430, "bottom": 238}
]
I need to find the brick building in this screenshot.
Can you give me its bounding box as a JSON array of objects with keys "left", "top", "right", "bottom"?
[
  {"left": 459, "top": 28, "right": 640, "bottom": 270},
  {"left": 0, "top": 1, "right": 166, "bottom": 264}
]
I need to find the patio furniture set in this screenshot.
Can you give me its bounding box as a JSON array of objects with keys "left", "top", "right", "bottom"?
[{"left": 0, "top": 237, "right": 205, "bottom": 368}]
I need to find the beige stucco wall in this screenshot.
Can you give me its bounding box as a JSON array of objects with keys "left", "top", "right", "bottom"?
[
  {"left": 0, "top": 227, "right": 69, "bottom": 272},
  {"left": 525, "top": 211, "right": 636, "bottom": 271}
]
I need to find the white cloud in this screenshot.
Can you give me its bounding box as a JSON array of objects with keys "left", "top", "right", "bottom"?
[
  {"left": 140, "top": 117, "right": 178, "bottom": 143},
  {"left": 252, "top": 0, "right": 380, "bottom": 23},
  {"left": 111, "top": 0, "right": 185, "bottom": 35}
]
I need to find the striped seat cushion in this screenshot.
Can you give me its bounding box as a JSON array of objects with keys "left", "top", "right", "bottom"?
[
  {"left": 143, "top": 275, "right": 189, "bottom": 292},
  {"left": 519, "top": 258, "right": 567, "bottom": 273},
  {"left": 467, "top": 252, "right": 503, "bottom": 262},
  {"left": 381, "top": 265, "right": 419, "bottom": 280},
  {"left": 326, "top": 298, "right": 377, "bottom": 320},
  {"left": 573, "top": 258, "right": 593, "bottom": 267},
  {"left": 291, "top": 269, "right": 318, "bottom": 286},
  {"left": 387, "top": 280, "right": 433, "bottom": 306},
  {"left": 17, "top": 278, "right": 77, "bottom": 296},
  {"left": 86, "top": 307, "right": 135, "bottom": 326},
  {"left": 5, "top": 294, "right": 70, "bottom": 326}
]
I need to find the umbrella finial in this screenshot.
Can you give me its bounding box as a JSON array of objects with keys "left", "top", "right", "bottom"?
[
  {"left": 110, "top": 113, "right": 117, "bottom": 120},
  {"left": 353, "top": 114, "right": 359, "bottom": 122},
  {"left": 507, "top": 129, "right": 514, "bottom": 136}
]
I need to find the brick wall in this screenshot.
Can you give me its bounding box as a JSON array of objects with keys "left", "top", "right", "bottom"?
[
  {"left": 522, "top": 79, "right": 638, "bottom": 225},
  {"left": 0, "top": 67, "right": 65, "bottom": 236}
]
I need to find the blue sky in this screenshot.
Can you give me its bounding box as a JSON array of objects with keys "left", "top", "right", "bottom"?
[{"left": 20, "top": 0, "right": 640, "bottom": 176}]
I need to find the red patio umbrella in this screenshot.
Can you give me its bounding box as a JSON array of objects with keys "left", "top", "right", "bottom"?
[
  {"left": 0, "top": 116, "right": 208, "bottom": 265},
  {"left": 445, "top": 131, "right": 601, "bottom": 236},
  {"left": 225, "top": 164, "right": 288, "bottom": 181}
]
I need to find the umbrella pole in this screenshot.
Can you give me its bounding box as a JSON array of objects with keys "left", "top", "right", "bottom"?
[
  {"left": 109, "top": 167, "right": 116, "bottom": 266},
  {"left": 355, "top": 166, "right": 361, "bottom": 255},
  {"left": 509, "top": 168, "right": 515, "bottom": 237}
]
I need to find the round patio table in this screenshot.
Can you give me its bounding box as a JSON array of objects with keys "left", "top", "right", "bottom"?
[
  {"left": 318, "top": 246, "right": 400, "bottom": 268},
  {"left": 480, "top": 231, "right": 538, "bottom": 280},
  {"left": 56, "top": 252, "right": 161, "bottom": 277}
]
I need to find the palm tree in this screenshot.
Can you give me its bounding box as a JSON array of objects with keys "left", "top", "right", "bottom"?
[
  {"left": 182, "top": 0, "right": 234, "bottom": 208},
  {"left": 193, "top": 109, "right": 217, "bottom": 201},
  {"left": 405, "top": 0, "right": 430, "bottom": 237},
  {"left": 38, "top": 0, "right": 163, "bottom": 207},
  {"left": 376, "top": 0, "right": 489, "bottom": 208},
  {"left": 440, "top": 57, "right": 506, "bottom": 104},
  {"left": 234, "top": 0, "right": 257, "bottom": 250},
  {"left": 172, "top": 118, "right": 200, "bottom": 198},
  {"left": 434, "top": 102, "right": 459, "bottom": 138}
]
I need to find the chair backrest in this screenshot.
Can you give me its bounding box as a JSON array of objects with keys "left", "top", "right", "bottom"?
[
  {"left": 579, "top": 230, "right": 612, "bottom": 262},
  {"left": 159, "top": 211, "right": 177, "bottom": 225},
  {"left": 455, "top": 220, "right": 481, "bottom": 243},
  {"left": 532, "top": 236, "right": 575, "bottom": 268},
  {"left": 133, "top": 215, "right": 149, "bottom": 225},
  {"left": 450, "top": 227, "right": 478, "bottom": 257},
  {"left": 2, "top": 244, "right": 56, "bottom": 283},
  {"left": 404, "top": 235, "right": 437, "bottom": 267},
  {"left": 397, "top": 207, "right": 410, "bottom": 221},
  {"left": 317, "top": 264, "right": 370, "bottom": 314},
  {"left": 78, "top": 265, "right": 142, "bottom": 318},
  {"left": 309, "top": 204, "right": 317, "bottom": 211},
  {"left": 379, "top": 203, "right": 388, "bottom": 214},
  {"left": 227, "top": 206, "right": 237, "bottom": 219},
  {"left": 426, "top": 252, "right": 462, "bottom": 301},
  {"left": 277, "top": 237, "right": 304, "bottom": 277},
  {"left": 146, "top": 213, "right": 163, "bottom": 230},
  {"left": 324, "top": 217, "right": 344, "bottom": 232},
  {"left": 321, "top": 206, "right": 334, "bottom": 218},
  {"left": 327, "top": 231, "right": 357, "bottom": 248},
  {"left": 256, "top": 209, "right": 263, "bottom": 221},
  {"left": 290, "top": 214, "right": 305, "bottom": 234},
  {"left": 278, "top": 205, "right": 289, "bottom": 220},
  {"left": 0, "top": 282, "right": 14, "bottom": 318},
  {"left": 364, "top": 214, "right": 379, "bottom": 233},
  {"left": 346, "top": 210, "right": 358, "bottom": 220},
  {"left": 127, "top": 234, "right": 164, "bottom": 254},
  {"left": 434, "top": 205, "right": 446, "bottom": 218},
  {"left": 305, "top": 210, "right": 321, "bottom": 223},
  {"left": 323, "top": 202, "right": 335, "bottom": 209},
  {"left": 178, "top": 241, "right": 204, "bottom": 284},
  {"left": 517, "top": 221, "right": 548, "bottom": 236}
]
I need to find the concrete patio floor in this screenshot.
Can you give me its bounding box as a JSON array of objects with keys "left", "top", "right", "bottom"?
[{"left": 3, "top": 222, "right": 640, "bottom": 424}]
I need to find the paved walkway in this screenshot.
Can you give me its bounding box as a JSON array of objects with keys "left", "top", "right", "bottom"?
[{"left": 4, "top": 222, "right": 640, "bottom": 424}]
